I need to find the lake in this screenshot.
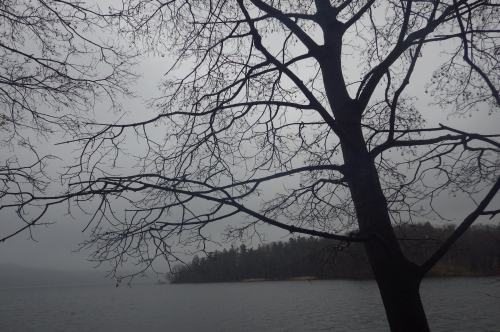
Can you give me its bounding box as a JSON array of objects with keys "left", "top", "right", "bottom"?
[{"left": 1, "top": 277, "right": 499, "bottom": 331}]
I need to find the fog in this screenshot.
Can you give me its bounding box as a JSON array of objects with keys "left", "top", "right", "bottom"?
[{"left": 1, "top": 3, "right": 499, "bottom": 276}]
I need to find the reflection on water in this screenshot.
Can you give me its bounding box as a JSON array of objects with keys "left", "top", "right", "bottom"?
[{"left": 1, "top": 277, "right": 499, "bottom": 331}]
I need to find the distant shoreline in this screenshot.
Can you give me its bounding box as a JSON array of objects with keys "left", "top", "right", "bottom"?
[
  {"left": 242, "top": 276, "right": 317, "bottom": 282},
  {"left": 0, "top": 264, "right": 154, "bottom": 288},
  {"left": 170, "top": 271, "right": 500, "bottom": 284}
]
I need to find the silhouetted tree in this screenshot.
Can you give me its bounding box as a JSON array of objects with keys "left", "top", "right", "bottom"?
[{"left": 2, "top": 1, "right": 500, "bottom": 331}]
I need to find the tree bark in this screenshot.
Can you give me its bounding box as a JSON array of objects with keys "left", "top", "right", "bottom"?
[
  {"left": 316, "top": 12, "right": 431, "bottom": 330},
  {"left": 338, "top": 114, "right": 430, "bottom": 332},
  {"left": 375, "top": 263, "right": 429, "bottom": 332}
]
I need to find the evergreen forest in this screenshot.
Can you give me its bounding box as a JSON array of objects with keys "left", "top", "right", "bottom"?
[{"left": 169, "top": 223, "right": 500, "bottom": 283}]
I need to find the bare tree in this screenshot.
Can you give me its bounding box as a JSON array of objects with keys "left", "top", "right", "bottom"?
[
  {"left": 2, "top": 0, "right": 500, "bottom": 331},
  {"left": 0, "top": 0, "right": 137, "bottom": 237}
]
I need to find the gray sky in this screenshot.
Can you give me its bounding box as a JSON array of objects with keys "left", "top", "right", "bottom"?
[{"left": 1, "top": 2, "right": 499, "bottom": 274}]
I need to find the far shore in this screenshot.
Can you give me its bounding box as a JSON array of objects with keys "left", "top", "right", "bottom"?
[
  {"left": 242, "top": 276, "right": 317, "bottom": 282},
  {"left": 170, "top": 268, "right": 500, "bottom": 284}
]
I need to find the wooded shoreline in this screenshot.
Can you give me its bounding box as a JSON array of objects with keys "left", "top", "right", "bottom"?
[
  {"left": 169, "top": 223, "right": 500, "bottom": 284},
  {"left": 170, "top": 270, "right": 500, "bottom": 284}
]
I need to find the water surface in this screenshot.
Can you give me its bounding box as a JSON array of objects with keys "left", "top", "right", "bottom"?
[{"left": 1, "top": 277, "right": 499, "bottom": 331}]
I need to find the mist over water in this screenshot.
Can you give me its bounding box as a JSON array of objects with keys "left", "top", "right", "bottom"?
[{"left": 1, "top": 277, "right": 499, "bottom": 331}]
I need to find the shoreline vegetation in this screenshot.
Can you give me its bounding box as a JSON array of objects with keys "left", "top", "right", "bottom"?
[
  {"left": 170, "top": 266, "right": 500, "bottom": 285},
  {"left": 242, "top": 276, "right": 317, "bottom": 282},
  {"left": 169, "top": 223, "right": 500, "bottom": 284}
]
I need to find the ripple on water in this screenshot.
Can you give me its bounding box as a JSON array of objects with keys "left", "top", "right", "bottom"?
[{"left": 0, "top": 277, "right": 498, "bottom": 331}]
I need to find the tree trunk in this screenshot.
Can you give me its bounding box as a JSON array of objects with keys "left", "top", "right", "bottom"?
[
  {"left": 338, "top": 115, "right": 430, "bottom": 332},
  {"left": 318, "top": 25, "right": 430, "bottom": 328},
  {"left": 374, "top": 260, "right": 429, "bottom": 332}
]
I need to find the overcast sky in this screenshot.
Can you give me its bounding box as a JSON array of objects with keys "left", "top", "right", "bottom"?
[{"left": 1, "top": 3, "right": 499, "bottom": 274}]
